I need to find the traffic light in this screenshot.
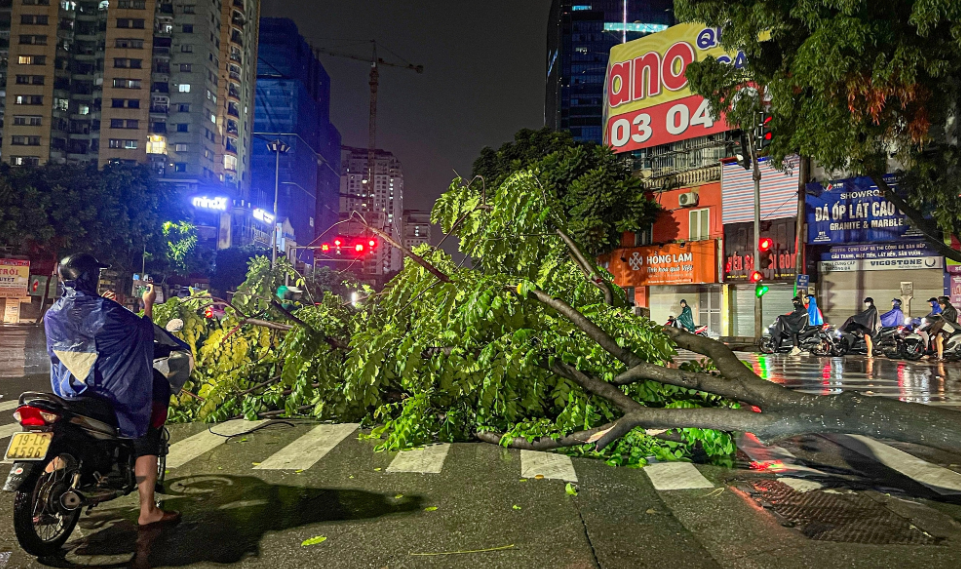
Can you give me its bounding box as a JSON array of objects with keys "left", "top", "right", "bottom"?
[
  {"left": 204, "top": 306, "right": 214, "bottom": 319},
  {"left": 758, "top": 237, "right": 776, "bottom": 272},
  {"left": 755, "top": 112, "right": 773, "bottom": 150},
  {"left": 755, "top": 284, "right": 769, "bottom": 298},
  {"left": 749, "top": 271, "right": 764, "bottom": 283},
  {"left": 317, "top": 236, "right": 378, "bottom": 258},
  {"left": 734, "top": 130, "right": 751, "bottom": 170}
]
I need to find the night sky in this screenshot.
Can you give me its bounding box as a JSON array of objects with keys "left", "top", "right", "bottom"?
[{"left": 260, "top": 0, "right": 553, "bottom": 212}]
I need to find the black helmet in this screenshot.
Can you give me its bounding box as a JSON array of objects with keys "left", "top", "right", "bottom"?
[
  {"left": 58, "top": 253, "right": 110, "bottom": 281},
  {"left": 928, "top": 297, "right": 940, "bottom": 304},
  {"left": 863, "top": 297, "right": 874, "bottom": 304},
  {"left": 938, "top": 295, "right": 951, "bottom": 305}
]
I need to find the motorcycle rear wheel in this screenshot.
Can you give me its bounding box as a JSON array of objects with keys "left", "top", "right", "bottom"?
[
  {"left": 13, "top": 453, "right": 81, "bottom": 557},
  {"left": 902, "top": 340, "right": 925, "bottom": 361},
  {"left": 810, "top": 338, "right": 832, "bottom": 357}
]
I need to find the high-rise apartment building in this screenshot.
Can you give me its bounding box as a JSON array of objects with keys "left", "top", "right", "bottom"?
[
  {"left": 545, "top": 0, "right": 673, "bottom": 143},
  {"left": 0, "top": 0, "right": 13, "bottom": 153},
  {"left": 339, "top": 145, "right": 404, "bottom": 276},
  {"left": 253, "top": 18, "right": 341, "bottom": 254},
  {"left": 403, "top": 209, "right": 431, "bottom": 251},
  {"left": 1, "top": 0, "right": 259, "bottom": 247}
]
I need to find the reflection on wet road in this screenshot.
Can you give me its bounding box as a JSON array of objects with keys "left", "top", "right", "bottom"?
[
  {"left": 0, "top": 327, "right": 48, "bottom": 379},
  {"left": 676, "top": 351, "right": 961, "bottom": 408}
]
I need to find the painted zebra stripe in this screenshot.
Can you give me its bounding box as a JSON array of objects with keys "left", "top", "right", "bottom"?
[
  {"left": 0, "top": 400, "right": 19, "bottom": 413},
  {"left": 834, "top": 435, "right": 961, "bottom": 495},
  {"left": 520, "top": 450, "right": 577, "bottom": 482},
  {"left": 387, "top": 443, "right": 451, "bottom": 474},
  {"left": 166, "top": 419, "right": 268, "bottom": 468},
  {"left": 0, "top": 423, "right": 21, "bottom": 441},
  {"left": 254, "top": 423, "right": 358, "bottom": 470},
  {"left": 644, "top": 462, "right": 714, "bottom": 491}
]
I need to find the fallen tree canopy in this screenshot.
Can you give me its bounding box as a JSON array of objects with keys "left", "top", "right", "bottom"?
[{"left": 155, "top": 171, "right": 961, "bottom": 467}]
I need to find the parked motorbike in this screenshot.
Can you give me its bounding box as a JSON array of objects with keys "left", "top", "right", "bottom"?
[
  {"left": 898, "top": 322, "right": 926, "bottom": 361},
  {"left": 759, "top": 323, "right": 836, "bottom": 356},
  {"left": 3, "top": 320, "right": 192, "bottom": 557},
  {"left": 665, "top": 316, "right": 708, "bottom": 337}
]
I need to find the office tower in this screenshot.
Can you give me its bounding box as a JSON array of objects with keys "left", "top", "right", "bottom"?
[
  {"left": 545, "top": 0, "right": 673, "bottom": 143},
  {"left": 253, "top": 18, "right": 341, "bottom": 254},
  {"left": 403, "top": 209, "right": 431, "bottom": 251},
  {"left": 339, "top": 145, "right": 404, "bottom": 276}
]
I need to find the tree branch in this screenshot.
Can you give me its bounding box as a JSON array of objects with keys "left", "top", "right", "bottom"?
[
  {"left": 363, "top": 222, "right": 453, "bottom": 283},
  {"left": 550, "top": 362, "right": 641, "bottom": 414},
  {"left": 555, "top": 229, "right": 615, "bottom": 305},
  {"left": 869, "top": 173, "right": 961, "bottom": 262},
  {"left": 611, "top": 361, "right": 769, "bottom": 405}
]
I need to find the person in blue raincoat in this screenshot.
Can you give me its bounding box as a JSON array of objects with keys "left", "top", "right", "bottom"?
[
  {"left": 880, "top": 299, "right": 905, "bottom": 328},
  {"left": 44, "top": 254, "right": 180, "bottom": 528},
  {"left": 805, "top": 295, "right": 824, "bottom": 327}
]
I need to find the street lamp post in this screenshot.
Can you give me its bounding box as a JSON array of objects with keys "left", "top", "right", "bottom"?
[{"left": 267, "top": 139, "right": 291, "bottom": 266}]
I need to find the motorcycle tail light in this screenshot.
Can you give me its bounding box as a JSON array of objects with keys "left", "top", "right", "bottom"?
[{"left": 13, "top": 405, "right": 59, "bottom": 426}]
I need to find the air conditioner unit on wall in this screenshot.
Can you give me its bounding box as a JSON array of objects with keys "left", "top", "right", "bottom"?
[{"left": 678, "top": 192, "right": 699, "bottom": 207}]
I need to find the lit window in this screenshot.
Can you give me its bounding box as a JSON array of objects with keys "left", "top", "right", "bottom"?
[
  {"left": 224, "top": 155, "right": 237, "bottom": 171},
  {"left": 178, "top": 84, "right": 191, "bottom": 93}
]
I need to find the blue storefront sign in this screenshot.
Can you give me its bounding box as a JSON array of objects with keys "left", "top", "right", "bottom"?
[
  {"left": 820, "top": 242, "right": 937, "bottom": 261},
  {"left": 806, "top": 176, "right": 925, "bottom": 244}
]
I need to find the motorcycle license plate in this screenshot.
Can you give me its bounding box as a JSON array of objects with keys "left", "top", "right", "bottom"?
[{"left": 4, "top": 432, "right": 53, "bottom": 461}]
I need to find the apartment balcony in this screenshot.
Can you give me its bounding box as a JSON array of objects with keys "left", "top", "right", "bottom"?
[
  {"left": 229, "top": 71, "right": 241, "bottom": 82},
  {"left": 150, "top": 105, "right": 168, "bottom": 114},
  {"left": 230, "top": 31, "right": 243, "bottom": 46}
]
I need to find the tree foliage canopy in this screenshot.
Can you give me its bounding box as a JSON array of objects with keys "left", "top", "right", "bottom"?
[
  {"left": 678, "top": 0, "right": 961, "bottom": 258},
  {"left": 0, "top": 164, "right": 189, "bottom": 271},
  {"left": 471, "top": 127, "right": 659, "bottom": 256}
]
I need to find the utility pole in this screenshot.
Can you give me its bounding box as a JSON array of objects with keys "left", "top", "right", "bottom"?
[
  {"left": 268, "top": 140, "right": 291, "bottom": 266},
  {"left": 748, "top": 128, "right": 763, "bottom": 340},
  {"left": 795, "top": 156, "right": 809, "bottom": 286}
]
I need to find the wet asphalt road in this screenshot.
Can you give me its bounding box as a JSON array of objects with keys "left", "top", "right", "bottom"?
[{"left": 3, "top": 325, "right": 961, "bottom": 568}]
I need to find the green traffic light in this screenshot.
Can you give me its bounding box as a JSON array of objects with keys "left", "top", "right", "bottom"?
[{"left": 756, "top": 284, "right": 769, "bottom": 298}]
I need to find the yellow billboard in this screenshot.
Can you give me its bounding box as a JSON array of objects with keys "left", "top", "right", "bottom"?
[
  {"left": 603, "top": 23, "right": 744, "bottom": 153},
  {"left": 0, "top": 258, "right": 30, "bottom": 298}
]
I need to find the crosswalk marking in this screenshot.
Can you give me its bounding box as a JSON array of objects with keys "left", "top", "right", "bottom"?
[
  {"left": 387, "top": 443, "right": 451, "bottom": 474},
  {"left": 520, "top": 450, "right": 577, "bottom": 482},
  {"left": 0, "top": 400, "right": 19, "bottom": 413},
  {"left": 834, "top": 435, "right": 961, "bottom": 495},
  {"left": 644, "top": 462, "right": 714, "bottom": 490},
  {"left": 254, "top": 423, "right": 358, "bottom": 470},
  {"left": 0, "top": 423, "right": 21, "bottom": 441},
  {"left": 167, "top": 419, "right": 268, "bottom": 468},
  {"left": 737, "top": 433, "right": 824, "bottom": 475}
]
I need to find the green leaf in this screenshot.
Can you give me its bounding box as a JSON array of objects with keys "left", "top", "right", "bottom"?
[
  {"left": 566, "top": 483, "right": 578, "bottom": 496},
  {"left": 301, "top": 536, "right": 327, "bottom": 547},
  {"left": 424, "top": 506, "right": 438, "bottom": 512}
]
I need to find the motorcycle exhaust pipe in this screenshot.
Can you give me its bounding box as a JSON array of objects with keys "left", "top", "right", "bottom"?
[
  {"left": 60, "top": 490, "right": 83, "bottom": 511},
  {"left": 61, "top": 488, "right": 124, "bottom": 510}
]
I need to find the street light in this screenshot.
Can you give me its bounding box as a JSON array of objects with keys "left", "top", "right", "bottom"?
[{"left": 267, "top": 139, "right": 291, "bottom": 265}]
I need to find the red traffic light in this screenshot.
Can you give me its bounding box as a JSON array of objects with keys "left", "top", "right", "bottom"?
[
  {"left": 759, "top": 237, "right": 773, "bottom": 252},
  {"left": 333, "top": 239, "right": 342, "bottom": 246},
  {"left": 368, "top": 239, "right": 376, "bottom": 247},
  {"left": 749, "top": 271, "right": 764, "bottom": 283},
  {"left": 204, "top": 306, "right": 214, "bottom": 319},
  {"left": 763, "top": 116, "right": 772, "bottom": 126},
  {"left": 321, "top": 244, "right": 330, "bottom": 252},
  {"left": 355, "top": 243, "right": 365, "bottom": 253}
]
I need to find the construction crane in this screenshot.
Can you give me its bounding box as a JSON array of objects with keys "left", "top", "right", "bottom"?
[{"left": 313, "top": 41, "right": 424, "bottom": 188}]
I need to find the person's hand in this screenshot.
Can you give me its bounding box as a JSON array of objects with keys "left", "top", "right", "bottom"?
[
  {"left": 142, "top": 282, "right": 157, "bottom": 307},
  {"left": 102, "top": 290, "right": 117, "bottom": 301}
]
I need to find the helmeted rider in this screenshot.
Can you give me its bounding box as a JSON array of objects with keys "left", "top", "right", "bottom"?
[
  {"left": 44, "top": 253, "right": 180, "bottom": 528},
  {"left": 880, "top": 298, "right": 905, "bottom": 328},
  {"left": 770, "top": 296, "right": 808, "bottom": 354},
  {"left": 677, "top": 299, "right": 696, "bottom": 333},
  {"left": 840, "top": 297, "right": 880, "bottom": 357}
]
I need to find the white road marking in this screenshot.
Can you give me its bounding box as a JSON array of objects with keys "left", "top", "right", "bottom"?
[
  {"left": 387, "top": 443, "right": 451, "bottom": 474},
  {"left": 644, "top": 462, "right": 714, "bottom": 491},
  {"left": 254, "top": 423, "right": 358, "bottom": 470},
  {"left": 166, "top": 420, "right": 268, "bottom": 468},
  {"left": 0, "top": 400, "right": 20, "bottom": 413},
  {"left": 835, "top": 435, "right": 961, "bottom": 495},
  {"left": 780, "top": 478, "right": 823, "bottom": 493},
  {"left": 0, "top": 423, "right": 21, "bottom": 440},
  {"left": 520, "top": 450, "right": 577, "bottom": 482}
]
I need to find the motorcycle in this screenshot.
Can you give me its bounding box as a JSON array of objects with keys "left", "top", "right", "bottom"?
[
  {"left": 835, "top": 325, "right": 901, "bottom": 357},
  {"left": 665, "top": 316, "right": 708, "bottom": 337},
  {"left": 759, "top": 322, "right": 836, "bottom": 356},
  {"left": 915, "top": 315, "right": 961, "bottom": 360},
  {"left": 3, "top": 320, "right": 192, "bottom": 557}
]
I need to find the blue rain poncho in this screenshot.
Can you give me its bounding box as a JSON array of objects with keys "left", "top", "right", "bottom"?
[
  {"left": 45, "top": 278, "right": 155, "bottom": 438},
  {"left": 806, "top": 296, "right": 824, "bottom": 326},
  {"left": 880, "top": 300, "right": 904, "bottom": 328}
]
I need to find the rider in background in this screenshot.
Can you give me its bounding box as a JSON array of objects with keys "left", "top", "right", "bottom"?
[
  {"left": 677, "top": 299, "right": 696, "bottom": 333},
  {"left": 880, "top": 299, "right": 905, "bottom": 328},
  {"left": 932, "top": 296, "right": 959, "bottom": 361},
  {"left": 840, "top": 297, "right": 880, "bottom": 357},
  {"left": 770, "top": 296, "right": 807, "bottom": 355},
  {"left": 805, "top": 295, "right": 824, "bottom": 327}
]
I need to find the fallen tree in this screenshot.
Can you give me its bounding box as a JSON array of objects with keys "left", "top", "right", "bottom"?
[{"left": 155, "top": 168, "right": 961, "bottom": 467}]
